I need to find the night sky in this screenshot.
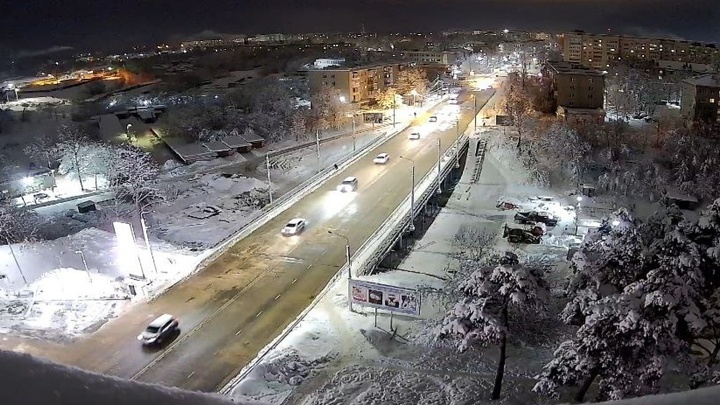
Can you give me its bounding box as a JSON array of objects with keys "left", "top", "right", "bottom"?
[{"left": 1, "top": 0, "right": 718, "bottom": 56}]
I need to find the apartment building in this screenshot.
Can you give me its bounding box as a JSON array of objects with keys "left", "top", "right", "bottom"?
[
  {"left": 680, "top": 74, "right": 720, "bottom": 125},
  {"left": 542, "top": 61, "right": 605, "bottom": 122},
  {"left": 401, "top": 50, "right": 465, "bottom": 66},
  {"left": 307, "top": 63, "right": 400, "bottom": 103},
  {"left": 558, "top": 32, "right": 719, "bottom": 69}
]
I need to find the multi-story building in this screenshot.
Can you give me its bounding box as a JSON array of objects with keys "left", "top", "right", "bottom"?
[
  {"left": 542, "top": 61, "right": 605, "bottom": 122},
  {"left": 400, "top": 50, "right": 466, "bottom": 66},
  {"left": 680, "top": 74, "right": 720, "bottom": 125},
  {"left": 307, "top": 63, "right": 400, "bottom": 103},
  {"left": 558, "top": 32, "right": 719, "bottom": 69}
]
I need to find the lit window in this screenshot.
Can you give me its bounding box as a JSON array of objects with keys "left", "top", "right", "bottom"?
[{"left": 711, "top": 98, "right": 716, "bottom": 104}]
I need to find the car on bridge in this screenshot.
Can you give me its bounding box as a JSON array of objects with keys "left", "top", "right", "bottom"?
[
  {"left": 337, "top": 176, "right": 359, "bottom": 192},
  {"left": 373, "top": 153, "right": 390, "bottom": 164},
  {"left": 282, "top": 218, "right": 306, "bottom": 236},
  {"left": 137, "top": 314, "right": 179, "bottom": 346}
]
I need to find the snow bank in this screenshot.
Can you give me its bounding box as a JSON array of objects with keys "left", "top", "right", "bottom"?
[
  {"left": 154, "top": 173, "right": 269, "bottom": 248},
  {"left": 0, "top": 350, "right": 240, "bottom": 405}
]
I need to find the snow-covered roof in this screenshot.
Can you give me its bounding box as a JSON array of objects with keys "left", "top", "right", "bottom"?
[{"left": 682, "top": 73, "right": 720, "bottom": 88}]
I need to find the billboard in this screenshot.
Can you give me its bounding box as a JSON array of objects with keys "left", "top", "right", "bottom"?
[{"left": 349, "top": 279, "right": 421, "bottom": 316}]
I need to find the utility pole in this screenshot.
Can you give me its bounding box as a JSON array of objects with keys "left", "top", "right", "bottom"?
[
  {"left": 7, "top": 241, "right": 27, "bottom": 285},
  {"left": 316, "top": 129, "right": 321, "bottom": 173},
  {"left": 140, "top": 213, "right": 158, "bottom": 277},
  {"left": 437, "top": 139, "right": 442, "bottom": 194},
  {"left": 266, "top": 153, "right": 273, "bottom": 203}
]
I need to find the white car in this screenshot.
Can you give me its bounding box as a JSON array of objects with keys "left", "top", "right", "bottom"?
[
  {"left": 282, "top": 218, "right": 306, "bottom": 236},
  {"left": 137, "top": 314, "right": 179, "bottom": 346},
  {"left": 408, "top": 132, "right": 421, "bottom": 140},
  {"left": 337, "top": 176, "right": 358, "bottom": 192},
  {"left": 373, "top": 153, "right": 390, "bottom": 164}
]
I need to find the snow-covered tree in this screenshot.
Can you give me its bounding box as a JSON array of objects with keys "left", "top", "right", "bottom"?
[
  {"left": 395, "top": 67, "right": 428, "bottom": 96},
  {"left": 55, "top": 124, "right": 94, "bottom": 191},
  {"left": 539, "top": 204, "right": 720, "bottom": 400},
  {"left": 525, "top": 123, "right": 590, "bottom": 187},
  {"left": 0, "top": 201, "right": 38, "bottom": 244},
  {"left": 23, "top": 131, "right": 60, "bottom": 169},
  {"left": 310, "top": 84, "right": 352, "bottom": 130},
  {"left": 438, "top": 252, "right": 549, "bottom": 399},
  {"left": 107, "top": 145, "right": 162, "bottom": 214},
  {"left": 535, "top": 293, "right": 681, "bottom": 402},
  {"left": 375, "top": 87, "right": 399, "bottom": 110},
  {"left": 502, "top": 79, "right": 534, "bottom": 151}
]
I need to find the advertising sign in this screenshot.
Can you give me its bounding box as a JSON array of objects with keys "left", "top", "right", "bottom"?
[{"left": 349, "top": 279, "right": 421, "bottom": 316}]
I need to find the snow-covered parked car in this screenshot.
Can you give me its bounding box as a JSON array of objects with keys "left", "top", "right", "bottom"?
[
  {"left": 373, "top": 153, "right": 390, "bottom": 164},
  {"left": 514, "top": 211, "right": 558, "bottom": 227},
  {"left": 282, "top": 218, "right": 306, "bottom": 236}
]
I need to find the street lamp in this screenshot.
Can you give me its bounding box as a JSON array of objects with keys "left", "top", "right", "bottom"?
[
  {"left": 266, "top": 153, "right": 273, "bottom": 203},
  {"left": 126, "top": 123, "right": 133, "bottom": 142},
  {"left": 436, "top": 139, "right": 442, "bottom": 194},
  {"left": 473, "top": 94, "right": 478, "bottom": 131},
  {"left": 327, "top": 229, "right": 351, "bottom": 279},
  {"left": 455, "top": 119, "right": 461, "bottom": 169},
  {"left": 139, "top": 212, "right": 159, "bottom": 277},
  {"left": 316, "top": 129, "right": 321, "bottom": 173},
  {"left": 74, "top": 250, "right": 92, "bottom": 283},
  {"left": 399, "top": 156, "right": 416, "bottom": 232}
]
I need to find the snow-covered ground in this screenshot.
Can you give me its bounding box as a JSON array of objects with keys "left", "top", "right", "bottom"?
[
  {"left": 0, "top": 96, "right": 70, "bottom": 111},
  {"left": 0, "top": 228, "right": 207, "bottom": 339},
  {"left": 224, "top": 126, "right": 580, "bottom": 404}
]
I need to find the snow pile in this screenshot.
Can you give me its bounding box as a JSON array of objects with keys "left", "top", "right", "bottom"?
[
  {"left": 154, "top": 173, "right": 270, "bottom": 248},
  {"left": 229, "top": 311, "right": 337, "bottom": 404},
  {"left": 300, "top": 364, "right": 486, "bottom": 405},
  {"left": 31, "top": 268, "right": 129, "bottom": 301},
  {"left": 0, "top": 350, "right": 240, "bottom": 405}
]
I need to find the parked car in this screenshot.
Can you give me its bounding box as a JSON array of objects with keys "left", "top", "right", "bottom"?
[
  {"left": 373, "top": 153, "right": 390, "bottom": 164},
  {"left": 282, "top": 218, "right": 306, "bottom": 236},
  {"left": 514, "top": 211, "right": 558, "bottom": 227},
  {"left": 337, "top": 176, "right": 359, "bottom": 192},
  {"left": 502, "top": 224, "right": 541, "bottom": 244},
  {"left": 137, "top": 314, "right": 179, "bottom": 346},
  {"left": 409, "top": 132, "right": 421, "bottom": 140},
  {"left": 429, "top": 116, "right": 438, "bottom": 122}
]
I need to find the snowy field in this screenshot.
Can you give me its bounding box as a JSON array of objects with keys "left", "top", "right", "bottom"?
[{"left": 224, "top": 127, "right": 585, "bottom": 404}]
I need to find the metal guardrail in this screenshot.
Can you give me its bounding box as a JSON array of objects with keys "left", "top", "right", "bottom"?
[
  {"left": 356, "top": 135, "right": 470, "bottom": 276},
  {"left": 267, "top": 123, "right": 393, "bottom": 158}
]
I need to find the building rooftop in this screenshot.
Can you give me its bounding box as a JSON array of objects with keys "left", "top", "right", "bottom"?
[
  {"left": 545, "top": 60, "right": 605, "bottom": 76},
  {"left": 308, "top": 62, "right": 399, "bottom": 72},
  {"left": 683, "top": 73, "right": 720, "bottom": 88}
]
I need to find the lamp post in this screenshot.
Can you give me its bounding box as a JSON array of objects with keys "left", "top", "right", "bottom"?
[
  {"left": 437, "top": 139, "right": 442, "bottom": 194},
  {"left": 140, "top": 212, "right": 159, "bottom": 277},
  {"left": 316, "top": 129, "right": 321, "bottom": 173},
  {"left": 392, "top": 99, "right": 396, "bottom": 128},
  {"left": 6, "top": 240, "right": 27, "bottom": 285},
  {"left": 328, "top": 229, "right": 353, "bottom": 311},
  {"left": 399, "top": 156, "right": 416, "bottom": 232},
  {"left": 266, "top": 153, "right": 273, "bottom": 203},
  {"left": 455, "top": 119, "right": 461, "bottom": 169},
  {"left": 74, "top": 250, "right": 92, "bottom": 282},
  {"left": 473, "top": 94, "right": 478, "bottom": 131},
  {"left": 575, "top": 196, "right": 583, "bottom": 235},
  {"left": 126, "top": 123, "right": 133, "bottom": 142}
]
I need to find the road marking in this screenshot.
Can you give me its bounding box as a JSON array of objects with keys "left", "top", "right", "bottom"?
[
  {"left": 130, "top": 267, "right": 274, "bottom": 381},
  {"left": 274, "top": 294, "right": 281, "bottom": 300},
  {"left": 292, "top": 278, "right": 297, "bottom": 284},
  {"left": 235, "top": 329, "right": 242, "bottom": 336},
  {"left": 213, "top": 350, "right": 220, "bottom": 356},
  {"left": 255, "top": 311, "right": 263, "bottom": 318},
  {"left": 187, "top": 371, "right": 195, "bottom": 379}
]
